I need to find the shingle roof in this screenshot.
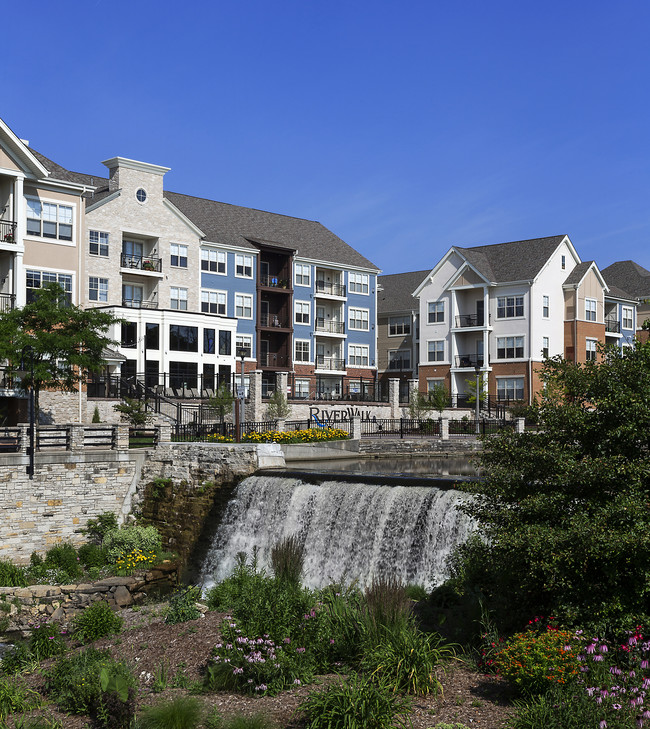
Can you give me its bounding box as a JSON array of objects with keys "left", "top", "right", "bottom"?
[
  {"left": 601, "top": 260, "right": 650, "bottom": 299},
  {"left": 605, "top": 283, "right": 635, "bottom": 300},
  {"left": 30, "top": 149, "right": 103, "bottom": 188},
  {"left": 164, "top": 191, "right": 378, "bottom": 270},
  {"left": 377, "top": 270, "right": 430, "bottom": 313},
  {"left": 563, "top": 261, "right": 595, "bottom": 286},
  {"left": 455, "top": 234, "right": 568, "bottom": 282}
]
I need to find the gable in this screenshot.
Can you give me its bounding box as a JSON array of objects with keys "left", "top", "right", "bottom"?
[{"left": 450, "top": 266, "right": 485, "bottom": 288}]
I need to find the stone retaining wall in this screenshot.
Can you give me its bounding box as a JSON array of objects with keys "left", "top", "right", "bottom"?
[
  {"left": 0, "top": 561, "right": 178, "bottom": 634},
  {"left": 358, "top": 438, "right": 482, "bottom": 456}
]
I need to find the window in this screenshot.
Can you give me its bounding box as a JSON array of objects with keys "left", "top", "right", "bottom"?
[
  {"left": 235, "top": 294, "right": 253, "bottom": 319},
  {"left": 88, "top": 277, "right": 108, "bottom": 302},
  {"left": 349, "top": 344, "right": 369, "bottom": 366},
  {"left": 235, "top": 254, "right": 253, "bottom": 278},
  {"left": 349, "top": 272, "right": 369, "bottom": 294},
  {"left": 89, "top": 230, "right": 109, "bottom": 256},
  {"left": 204, "top": 328, "right": 215, "bottom": 354},
  {"left": 348, "top": 307, "right": 369, "bottom": 330},
  {"left": 542, "top": 337, "right": 549, "bottom": 358},
  {"left": 623, "top": 307, "right": 633, "bottom": 330},
  {"left": 169, "top": 361, "right": 197, "bottom": 388},
  {"left": 295, "top": 263, "right": 311, "bottom": 287},
  {"left": 236, "top": 335, "right": 252, "bottom": 358},
  {"left": 121, "top": 322, "right": 137, "bottom": 348},
  {"left": 169, "top": 325, "right": 198, "bottom": 352},
  {"left": 497, "top": 377, "right": 524, "bottom": 401},
  {"left": 219, "top": 330, "right": 231, "bottom": 356},
  {"left": 26, "top": 270, "right": 72, "bottom": 305},
  {"left": 585, "top": 298, "right": 597, "bottom": 322},
  {"left": 26, "top": 198, "right": 73, "bottom": 241},
  {"left": 427, "top": 378, "right": 445, "bottom": 393},
  {"left": 389, "top": 316, "right": 411, "bottom": 336},
  {"left": 171, "top": 287, "right": 188, "bottom": 310},
  {"left": 201, "top": 249, "right": 226, "bottom": 274},
  {"left": 145, "top": 323, "right": 159, "bottom": 350},
  {"left": 497, "top": 295, "right": 524, "bottom": 318},
  {"left": 427, "top": 301, "right": 444, "bottom": 324},
  {"left": 201, "top": 290, "right": 226, "bottom": 315},
  {"left": 427, "top": 340, "right": 444, "bottom": 362},
  {"left": 170, "top": 244, "right": 188, "bottom": 268},
  {"left": 136, "top": 188, "right": 147, "bottom": 203},
  {"left": 295, "top": 301, "right": 310, "bottom": 325},
  {"left": 497, "top": 336, "right": 524, "bottom": 359},
  {"left": 294, "top": 379, "right": 310, "bottom": 399},
  {"left": 542, "top": 295, "right": 549, "bottom": 318},
  {"left": 586, "top": 339, "right": 597, "bottom": 361},
  {"left": 388, "top": 350, "right": 411, "bottom": 370},
  {"left": 122, "top": 284, "right": 143, "bottom": 307},
  {"left": 561, "top": 255, "right": 566, "bottom": 270},
  {"left": 295, "top": 340, "right": 310, "bottom": 362}
]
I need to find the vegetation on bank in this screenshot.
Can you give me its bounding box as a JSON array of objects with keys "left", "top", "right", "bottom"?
[{"left": 206, "top": 427, "right": 350, "bottom": 444}]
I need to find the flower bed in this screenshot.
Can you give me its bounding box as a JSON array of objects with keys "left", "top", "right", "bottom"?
[{"left": 206, "top": 427, "right": 350, "bottom": 444}]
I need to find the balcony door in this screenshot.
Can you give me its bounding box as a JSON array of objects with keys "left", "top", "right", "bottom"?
[{"left": 476, "top": 300, "right": 484, "bottom": 326}]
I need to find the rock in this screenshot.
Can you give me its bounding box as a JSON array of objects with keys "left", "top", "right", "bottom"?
[
  {"left": 113, "top": 585, "right": 132, "bottom": 608},
  {"left": 94, "top": 576, "right": 136, "bottom": 588},
  {"left": 50, "top": 606, "right": 64, "bottom": 621}
]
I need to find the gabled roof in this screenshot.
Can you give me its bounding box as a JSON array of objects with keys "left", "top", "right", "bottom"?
[
  {"left": 29, "top": 149, "right": 100, "bottom": 188},
  {"left": 164, "top": 191, "right": 378, "bottom": 270},
  {"left": 601, "top": 261, "right": 650, "bottom": 299},
  {"left": 563, "top": 260, "right": 608, "bottom": 292},
  {"left": 454, "top": 234, "right": 569, "bottom": 282},
  {"left": 605, "top": 283, "right": 636, "bottom": 302},
  {"left": 377, "top": 270, "right": 430, "bottom": 314},
  {"left": 0, "top": 120, "right": 49, "bottom": 179}
]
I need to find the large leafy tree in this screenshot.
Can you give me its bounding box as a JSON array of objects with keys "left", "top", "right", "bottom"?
[
  {"left": 0, "top": 283, "right": 120, "bottom": 408},
  {"left": 456, "top": 341, "right": 650, "bottom": 632}
]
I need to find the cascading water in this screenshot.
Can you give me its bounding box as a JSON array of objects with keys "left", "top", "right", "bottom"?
[{"left": 199, "top": 474, "right": 475, "bottom": 591}]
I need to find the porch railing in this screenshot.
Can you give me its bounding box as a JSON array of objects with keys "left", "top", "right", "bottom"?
[
  {"left": 315, "top": 318, "right": 345, "bottom": 334},
  {"left": 454, "top": 354, "right": 484, "bottom": 368},
  {"left": 455, "top": 314, "right": 484, "bottom": 328},
  {"left": 120, "top": 253, "right": 162, "bottom": 272},
  {"left": 0, "top": 220, "right": 17, "bottom": 244},
  {"left": 315, "top": 280, "right": 346, "bottom": 297}
]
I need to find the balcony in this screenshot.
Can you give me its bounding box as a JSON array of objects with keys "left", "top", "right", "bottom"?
[
  {"left": 120, "top": 254, "right": 162, "bottom": 273},
  {"left": 259, "top": 352, "right": 290, "bottom": 368},
  {"left": 0, "top": 220, "right": 17, "bottom": 244},
  {"left": 0, "top": 294, "right": 15, "bottom": 313},
  {"left": 315, "top": 280, "right": 346, "bottom": 297},
  {"left": 122, "top": 298, "right": 159, "bottom": 309},
  {"left": 260, "top": 274, "right": 291, "bottom": 290},
  {"left": 316, "top": 356, "right": 346, "bottom": 371},
  {"left": 605, "top": 317, "right": 621, "bottom": 334},
  {"left": 455, "top": 354, "right": 484, "bottom": 368},
  {"left": 455, "top": 314, "right": 484, "bottom": 328},
  {"left": 260, "top": 313, "right": 290, "bottom": 329},
  {"left": 315, "top": 318, "right": 345, "bottom": 334}
]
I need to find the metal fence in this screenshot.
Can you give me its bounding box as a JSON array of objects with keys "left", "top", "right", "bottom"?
[{"left": 361, "top": 418, "right": 441, "bottom": 438}]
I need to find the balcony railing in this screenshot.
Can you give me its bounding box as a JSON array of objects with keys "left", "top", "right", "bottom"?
[
  {"left": 315, "top": 280, "right": 346, "bottom": 297},
  {"left": 0, "top": 294, "right": 15, "bottom": 313},
  {"left": 260, "top": 313, "right": 290, "bottom": 328},
  {"left": 259, "top": 352, "right": 291, "bottom": 367},
  {"left": 605, "top": 318, "right": 621, "bottom": 333},
  {"left": 0, "top": 220, "right": 17, "bottom": 244},
  {"left": 260, "top": 274, "right": 290, "bottom": 289},
  {"left": 316, "top": 356, "right": 346, "bottom": 371},
  {"left": 122, "top": 298, "right": 159, "bottom": 309},
  {"left": 315, "top": 318, "right": 345, "bottom": 334},
  {"left": 455, "top": 314, "right": 484, "bottom": 328},
  {"left": 120, "top": 254, "right": 162, "bottom": 272},
  {"left": 455, "top": 354, "right": 484, "bottom": 368}
]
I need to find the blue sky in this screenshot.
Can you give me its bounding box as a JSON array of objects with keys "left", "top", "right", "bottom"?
[{"left": 6, "top": 1, "right": 650, "bottom": 274}]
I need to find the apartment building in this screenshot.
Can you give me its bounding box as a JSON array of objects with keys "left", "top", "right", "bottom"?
[
  {"left": 601, "top": 260, "right": 649, "bottom": 343},
  {"left": 413, "top": 234, "right": 636, "bottom": 406}
]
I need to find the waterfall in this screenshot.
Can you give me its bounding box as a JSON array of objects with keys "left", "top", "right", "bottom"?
[{"left": 199, "top": 475, "right": 475, "bottom": 591}]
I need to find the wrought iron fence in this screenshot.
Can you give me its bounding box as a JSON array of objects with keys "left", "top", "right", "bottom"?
[{"left": 361, "top": 418, "right": 441, "bottom": 438}]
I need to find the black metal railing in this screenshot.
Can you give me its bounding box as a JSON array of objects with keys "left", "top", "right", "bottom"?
[
  {"left": 315, "top": 356, "right": 346, "bottom": 371},
  {"left": 361, "top": 418, "right": 441, "bottom": 438},
  {"left": 454, "top": 354, "right": 484, "bottom": 368},
  {"left": 0, "top": 427, "right": 21, "bottom": 452},
  {"left": 315, "top": 280, "right": 346, "bottom": 297},
  {"left": 455, "top": 314, "right": 484, "bottom": 328},
  {"left": 0, "top": 220, "right": 17, "bottom": 244},
  {"left": 605, "top": 318, "right": 621, "bottom": 333},
  {"left": 0, "top": 294, "right": 15, "bottom": 313},
  {"left": 121, "top": 298, "right": 158, "bottom": 309},
  {"left": 315, "top": 318, "right": 345, "bottom": 334},
  {"left": 260, "top": 313, "right": 290, "bottom": 328},
  {"left": 120, "top": 253, "right": 162, "bottom": 272},
  {"left": 259, "top": 274, "right": 290, "bottom": 289},
  {"left": 259, "top": 352, "right": 291, "bottom": 367}
]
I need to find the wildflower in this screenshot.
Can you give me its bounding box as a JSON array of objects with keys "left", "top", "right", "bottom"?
[
  {"left": 296, "top": 647, "right": 305, "bottom": 653},
  {"left": 294, "top": 678, "right": 301, "bottom": 685},
  {"left": 599, "top": 721, "right": 607, "bottom": 728}
]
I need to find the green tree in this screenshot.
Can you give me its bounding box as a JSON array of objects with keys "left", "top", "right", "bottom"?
[
  {"left": 428, "top": 383, "right": 450, "bottom": 416},
  {"left": 209, "top": 382, "right": 235, "bottom": 426},
  {"left": 265, "top": 388, "right": 292, "bottom": 420},
  {"left": 113, "top": 396, "right": 152, "bottom": 427},
  {"left": 0, "top": 283, "right": 119, "bottom": 411},
  {"left": 454, "top": 341, "right": 650, "bottom": 633},
  {"left": 407, "top": 389, "right": 435, "bottom": 419},
  {"left": 464, "top": 374, "right": 486, "bottom": 408}
]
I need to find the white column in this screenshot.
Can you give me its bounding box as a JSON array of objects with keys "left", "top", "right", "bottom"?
[{"left": 14, "top": 176, "right": 26, "bottom": 307}]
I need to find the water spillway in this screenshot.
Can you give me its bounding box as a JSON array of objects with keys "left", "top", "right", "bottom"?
[{"left": 198, "top": 474, "right": 475, "bottom": 591}]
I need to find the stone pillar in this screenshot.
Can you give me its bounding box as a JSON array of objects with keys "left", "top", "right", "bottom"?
[
  {"left": 350, "top": 416, "right": 361, "bottom": 441},
  {"left": 388, "top": 378, "right": 401, "bottom": 419},
  {"left": 247, "top": 370, "right": 263, "bottom": 422},
  {"left": 276, "top": 418, "right": 286, "bottom": 432},
  {"left": 69, "top": 425, "right": 85, "bottom": 451},
  {"left": 17, "top": 424, "right": 29, "bottom": 454},
  {"left": 440, "top": 417, "right": 449, "bottom": 441},
  {"left": 156, "top": 423, "right": 172, "bottom": 444},
  {"left": 515, "top": 417, "right": 525, "bottom": 434},
  {"left": 114, "top": 425, "right": 130, "bottom": 450},
  {"left": 275, "top": 371, "right": 289, "bottom": 397}
]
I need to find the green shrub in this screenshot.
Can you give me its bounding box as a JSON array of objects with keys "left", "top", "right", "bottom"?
[
  {"left": 0, "top": 558, "right": 27, "bottom": 587},
  {"left": 137, "top": 695, "right": 203, "bottom": 729},
  {"left": 71, "top": 600, "right": 123, "bottom": 644},
  {"left": 77, "top": 543, "right": 107, "bottom": 568},
  {"left": 361, "top": 620, "right": 451, "bottom": 695},
  {"left": 1, "top": 643, "right": 35, "bottom": 675},
  {"left": 300, "top": 673, "right": 413, "bottom": 729},
  {"left": 0, "top": 676, "right": 41, "bottom": 720},
  {"left": 164, "top": 586, "right": 201, "bottom": 625},
  {"left": 29, "top": 622, "right": 67, "bottom": 660},
  {"left": 270, "top": 535, "right": 304, "bottom": 585},
  {"left": 405, "top": 584, "right": 428, "bottom": 602},
  {"left": 92, "top": 405, "right": 101, "bottom": 423},
  {"left": 209, "top": 714, "right": 277, "bottom": 729},
  {"left": 103, "top": 525, "right": 162, "bottom": 565},
  {"left": 318, "top": 587, "right": 367, "bottom": 666},
  {"left": 509, "top": 684, "right": 613, "bottom": 729},
  {"left": 43, "top": 543, "right": 83, "bottom": 580},
  {"left": 10, "top": 716, "right": 65, "bottom": 729},
  {"left": 363, "top": 575, "right": 411, "bottom": 646},
  {"left": 84, "top": 512, "right": 119, "bottom": 545}
]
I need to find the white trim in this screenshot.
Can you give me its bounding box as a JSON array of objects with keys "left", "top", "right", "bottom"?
[
  {"left": 294, "top": 299, "right": 311, "bottom": 325},
  {"left": 294, "top": 262, "right": 311, "bottom": 288},
  {"left": 234, "top": 253, "right": 254, "bottom": 279},
  {"left": 101, "top": 157, "right": 171, "bottom": 176},
  {"left": 294, "top": 338, "right": 311, "bottom": 363},
  {"left": 161, "top": 197, "right": 206, "bottom": 238},
  {"left": 235, "top": 292, "right": 254, "bottom": 319},
  {"left": 85, "top": 189, "right": 121, "bottom": 213},
  {"left": 348, "top": 306, "right": 370, "bottom": 331},
  {"left": 201, "top": 289, "right": 227, "bottom": 316},
  {"left": 297, "top": 255, "right": 379, "bottom": 274},
  {"left": 0, "top": 118, "right": 50, "bottom": 178}
]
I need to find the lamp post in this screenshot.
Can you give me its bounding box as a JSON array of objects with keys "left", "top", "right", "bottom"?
[
  {"left": 236, "top": 346, "right": 247, "bottom": 442},
  {"left": 474, "top": 361, "right": 481, "bottom": 435},
  {"left": 20, "top": 345, "right": 35, "bottom": 479}
]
